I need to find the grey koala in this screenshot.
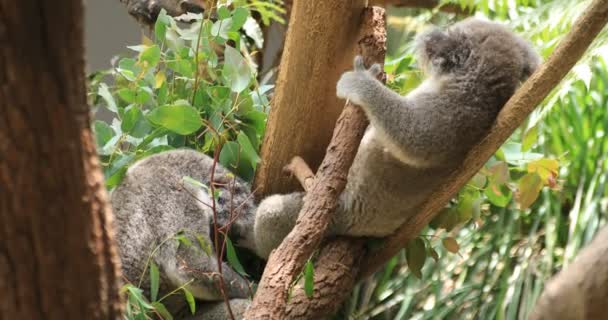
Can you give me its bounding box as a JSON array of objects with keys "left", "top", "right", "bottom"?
[
  {"left": 111, "top": 149, "right": 256, "bottom": 318},
  {"left": 253, "top": 17, "right": 541, "bottom": 259}
]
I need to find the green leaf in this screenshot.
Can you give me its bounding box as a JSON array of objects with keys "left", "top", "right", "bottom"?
[
  {"left": 97, "top": 83, "right": 117, "bottom": 112},
  {"left": 150, "top": 262, "right": 160, "bottom": 301},
  {"left": 406, "top": 238, "right": 426, "bottom": 279},
  {"left": 212, "top": 18, "right": 233, "bottom": 39},
  {"left": 151, "top": 302, "right": 173, "bottom": 320},
  {"left": 304, "top": 260, "right": 315, "bottom": 298},
  {"left": 516, "top": 172, "right": 543, "bottom": 210},
  {"left": 484, "top": 182, "right": 512, "bottom": 207},
  {"left": 195, "top": 234, "right": 213, "bottom": 257},
  {"left": 226, "top": 237, "right": 248, "bottom": 276},
  {"left": 147, "top": 104, "right": 202, "bottom": 135},
  {"left": 231, "top": 7, "right": 249, "bottom": 31},
  {"left": 175, "top": 234, "right": 193, "bottom": 247},
  {"left": 219, "top": 141, "right": 240, "bottom": 170},
  {"left": 155, "top": 9, "right": 170, "bottom": 41},
  {"left": 223, "top": 46, "right": 251, "bottom": 93},
  {"left": 93, "top": 121, "right": 114, "bottom": 151},
  {"left": 182, "top": 288, "right": 196, "bottom": 314},
  {"left": 429, "top": 208, "right": 459, "bottom": 231},
  {"left": 121, "top": 105, "right": 143, "bottom": 133},
  {"left": 522, "top": 126, "right": 538, "bottom": 151},
  {"left": 237, "top": 131, "right": 261, "bottom": 168},
  {"left": 140, "top": 45, "right": 161, "bottom": 68}
]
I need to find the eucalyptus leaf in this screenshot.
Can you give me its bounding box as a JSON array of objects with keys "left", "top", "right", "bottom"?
[
  {"left": 147, "top": 104, "right": 202, "bottom": 135},
  {"left": 223, "top": 46, "right": 251, "bottom": 93}
]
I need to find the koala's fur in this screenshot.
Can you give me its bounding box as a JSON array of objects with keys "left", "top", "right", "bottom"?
[
  {"left": 111, "top": 149, "right": 256, "bottom": 317},
  {"left": 253, "top": 18, "right": 541, "bottom": 258}
]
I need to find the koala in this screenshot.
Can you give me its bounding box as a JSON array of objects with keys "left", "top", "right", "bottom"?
[
  {"left": 121, "top": 0, "right": 206, "bottom": 25},
  {"left": 111, "top": 149, "right": 256, "bottom": 318},
  {"left": 253, "top": 17, "right": 541, "bottom": 259}
]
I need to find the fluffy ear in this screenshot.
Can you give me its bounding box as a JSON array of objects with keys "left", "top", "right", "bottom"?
[
  {"left": 521, "top": 43, "right": 542, "bottom": 81},
  {"left": 416, "top": 28, "right": 468, "bottom": 73}
]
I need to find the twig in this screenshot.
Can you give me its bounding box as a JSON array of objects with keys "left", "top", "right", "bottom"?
[{"left": 283, "top": 156, "right": 315, "bottom": 192}]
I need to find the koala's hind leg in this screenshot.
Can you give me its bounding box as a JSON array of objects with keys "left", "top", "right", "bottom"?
[
  {"left": 253, "top": 192, "right": 305, "bottom": 259},
  {"left": 154, "top": 233, "right": 251, "bottom": 301}
]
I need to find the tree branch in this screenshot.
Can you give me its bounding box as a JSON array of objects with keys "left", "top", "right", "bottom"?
[
  {"left": 359, "top": 0, "right": 608, "bottom": 278},
  {"left": 245, "top": 7, "right": 386, "bottom": 319},
  {"left": 283, "top": 156, "right": 315, "bottom": 192},
  {"left": 529, "top": 225, "right": 608, "bottom": 320}
]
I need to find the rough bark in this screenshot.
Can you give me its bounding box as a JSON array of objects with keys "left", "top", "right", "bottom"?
[
  {"left": 253, "top": 1, "right": 368, "bottom": 198},
  {"left": 0, "top": 1, "right": 123, "bottom": 319},
  {"left": 529, "top": 225, "right": 608, "bottom": 320},
  {"left": 359, "top": 0, "right": 608, "bottom": 278},
  {"left": 245, "top": 7, "right": 386, "bottom": 319}
]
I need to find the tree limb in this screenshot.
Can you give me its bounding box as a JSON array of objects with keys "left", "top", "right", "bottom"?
[
  {"left": 245, "top": 7, "right": 386, "bottom": 319},
  {"left": 529, "top": 225, "right": 608, "bottom": 320},
  {"left": 359, "top": 0, "right": 608, "bottom": 278},
  {"left": 283, "top": 156, "right": 315, "bottom": 192}
]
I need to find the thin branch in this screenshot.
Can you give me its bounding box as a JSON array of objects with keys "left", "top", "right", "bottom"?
[
  {"left": 283, "top": 156, "right": 315, "bottom": 192},
  {"left": 359, "top": 0, "right": 608, "bottom": 278}
]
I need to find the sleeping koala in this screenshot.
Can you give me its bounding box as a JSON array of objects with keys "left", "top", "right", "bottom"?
[
  {"left": 111, "top": 149, "right": 256, "bottom": 318},
  {"left": 253, "top": 17, "right": 541, "bottom": 258}
]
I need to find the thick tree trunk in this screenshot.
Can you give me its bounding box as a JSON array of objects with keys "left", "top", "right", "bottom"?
[
  {"left": 0, "top": 1, "right": 123, "bottom": 319},
  {"left": 253, "top": 1, "right": 368, "bottom": 198},
  {"left": 529, "top": 225, "right": 608, "bottom": 320}
]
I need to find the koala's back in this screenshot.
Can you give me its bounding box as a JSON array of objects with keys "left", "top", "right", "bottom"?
[{"left": 111, "top": 149, "right": 255, "bottom": 290}]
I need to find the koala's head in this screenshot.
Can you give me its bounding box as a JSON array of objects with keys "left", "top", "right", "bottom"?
[
  {"left": 212, "top": 180, "right": 258, "bottom": 252},
  {"left": 125, "top": 0, "right": 209, "bottom": 25},
  {"left": 416, "top": 18, "right": 540, "bottom": 82}
]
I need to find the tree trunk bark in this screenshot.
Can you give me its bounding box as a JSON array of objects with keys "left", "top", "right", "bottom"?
[
  {"left": 0, "top": 1, "right": 123, "bottom": 319},
  {"left": 253, "top": 0, "right": 368, "bottom": 198},
  {"left": 529, "top": 225, "right": 608, "bottom": 320}
]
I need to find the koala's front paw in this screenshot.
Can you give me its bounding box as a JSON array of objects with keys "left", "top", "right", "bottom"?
[{"left": 336, "top": 56, "right": 382, "bottom": 106}]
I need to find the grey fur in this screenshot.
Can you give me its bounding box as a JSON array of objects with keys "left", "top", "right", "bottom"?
[
  {"left": 111, "top": 149, "right": 255, "bottom": 315},
  {"left": 253, "top": 18, "right": 541, "bottom": 259}
]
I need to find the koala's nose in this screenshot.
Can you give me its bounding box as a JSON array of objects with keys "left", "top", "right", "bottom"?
[{"left": 180, "top": 0, "right": 205, "bottom": 14}]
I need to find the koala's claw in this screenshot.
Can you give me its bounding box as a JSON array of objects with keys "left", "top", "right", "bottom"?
[
  {"left": 369, "top": 64, "right": 382, "bottom": 77},
  {"left": 352, "top": 55, "right": 382, "bottom": 77}
]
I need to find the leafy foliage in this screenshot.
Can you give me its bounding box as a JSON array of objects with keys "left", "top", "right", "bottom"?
[
  {"left": 89, "top": 2, "right": 285, "bottom": 319},
  {"left": 90, "top": 4, "right": 272, "bottom": 189}
]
